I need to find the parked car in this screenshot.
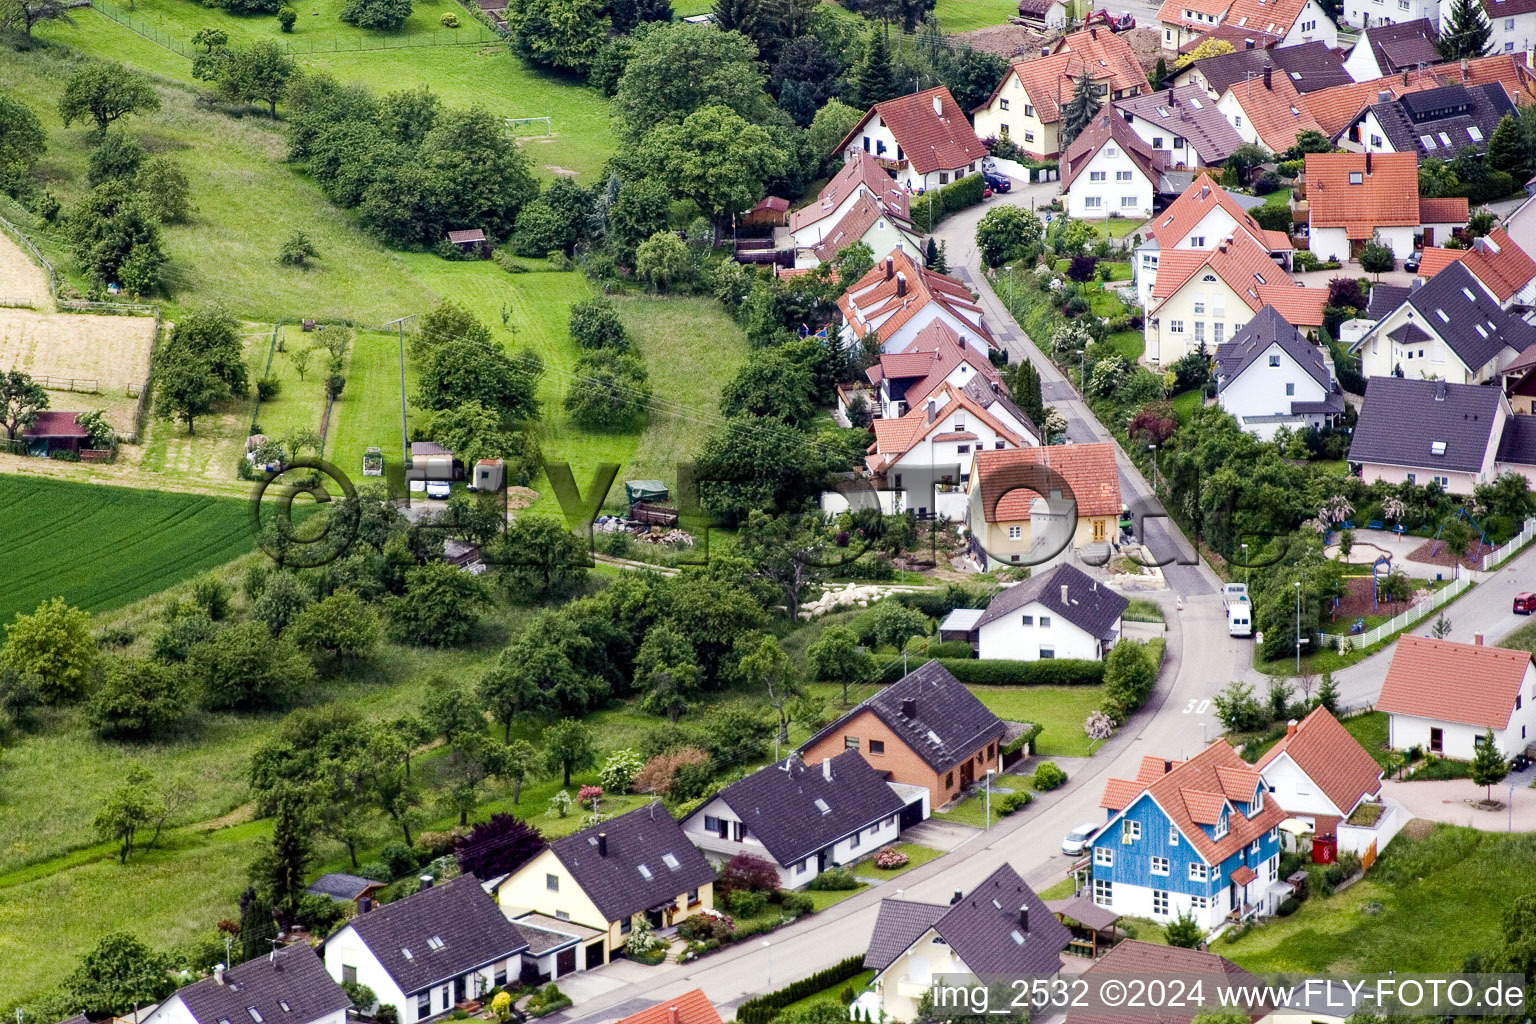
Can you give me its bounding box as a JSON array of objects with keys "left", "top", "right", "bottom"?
[
  {"left": 425, "top": 480, "right": 451, "bottom": 499},
  {"left": 1515, "top": 592, "right": 1536, "bottom": 614},
  {"left": 1061, "top": 822, "right": 1100, "bottom": 856},
  {"left": 984, "top": 173, "right": 1012, "bottom": 193},
  {"left": 1405, "top": 250, "right": 1422, "bottom": 272}
]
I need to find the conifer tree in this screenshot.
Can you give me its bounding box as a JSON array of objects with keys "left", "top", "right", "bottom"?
[
  {"left": 1488, "top": 113, "right": 1526, "bottom": 178},
  {"left": 1439, "top": 0, "right": 1492, "bottom": 61},
  {"left": 846, "top": 31, "right": 896, "bottom": 110},
  {"left": 1060, "top": 73, "right": 1100, "bottom": 149}
]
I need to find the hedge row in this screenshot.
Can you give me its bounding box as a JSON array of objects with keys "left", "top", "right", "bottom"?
[
  {"left": 872, "top": 654, "right": 1103, "bottom": 686},
  {"left": 736, "top": 956, "right": 868, "bottom": 1024},
  {"left": 893, "top": 585, "right": 997, "bottom": 619},
  {"left": 910, "top": 173, "right": 987, "bottom": 232}
]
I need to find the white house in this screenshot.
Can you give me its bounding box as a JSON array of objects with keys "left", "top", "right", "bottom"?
[
  {"left": 835, "top": 86, "right": 988, "bottom": 192},
  {"left": 1113, "top": 85, "right": 1248, "bottom": 169},
  {"left": 1222, "top": 0, "right": 1338, "bottom": 48},
  {"left": 861, "top": 319, "right": 1006, "bottom": 421},
  {"left": 1346, "top": 376, "right": 1511, "bottom": 492},
  {"left": 1135, "top": 174, "right": 1294, "bottom": 308},
  {"left": 788, "top": 151, "right": 922, "bottom": 269},
  {"left": 838, "top": 249, "right": 996, "bottom": 354},
  {"left": 1303, "top": 151, "right": 1421, "bottom": 261},
  {"left": 968, "top": 563, "right": 1128, "bottom": 661},
  {"left": 142, "top": 947, "right": 350, "bottom": 1024},
  {"left": 322, "top": 875, "right": 529, "bottom": 1023},
  {"left": 1442, "top": 0, "right": 1534, "bottom": 56},
  {"left": 1060, "top": 112, "right": 1168, "bottom": 220},
  {"left": 1413, "top": 228, "right": 1536, "bottom": 311},
  {"left": 1379, "top": 635, "right": 1536, "bottom": 759},
  {"left": 1155, "top": 0, "right": 1235, "bottom": 51},
  {"left": 863, "top": 381, "right": 1037, "bottom": 493},
  {"left": 1215, "top": 66, "right": 1329, "bottom": 155},
  {"left": 1342, "top": 20, "right": 1442, "bottom": 75},
  {"left": 680, "top": 750, "right": 925, "bottom": 888},
  {"left": 1214, "top": 304, "right": 1342, "bottom": 440}
]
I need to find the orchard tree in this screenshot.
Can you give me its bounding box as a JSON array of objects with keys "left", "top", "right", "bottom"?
[
  {"left": 234, "top": 40, "right": 297, "bottom": 118},
  {"left": 568, "top": 296, "right": 629, "bottom": 351},
  {"left": 720, "top": 349, "right": 816, "bottom": 426},
  {"left": 740, "top": 634, "right": 800, "bottom": 744},
  {"left": 89, "top": 657, "right": 190, "bottom": 739},
  {"left": 64, "top": 932, "right": 175, "bottom": 1018},
  {"left": 642, "top": 105, "right": 786, "bottom": 226},
  {"left": 339, "top": 0, "right": 413, "bottom": 28},
  {"left": 1, "top": 595, "right": 96, "bottom": 703},
  {"left": 633, "top": 620, "right": 703, "bottom": 722},
  {"left": 189, "top": 622, "right": 314, "bottom": 710},
  {"left": 385, "top": 561, "right": 492, "bottom": 647},
  {"left": 0, "top": 94, "right": 46, "bottom": 183},
  {"left": 154, "top": 349, "right": 229, "bottom": 434},
  {"left": 94, "top": 764, "right": 166, "bottom": 863},
  {"left": 635, "top": 230, "right": 691, "bottom": 290},
  {"left": 807, "top": 624, "right": 873, "bottom": 706},
  {"left": 566, "top": 350, "right": 651, "bottom": 430},
  {"left": 134, "top": 155, "right": 192, "bottom": 223},
  {"left": 192, "top": 26, "right": 228, "bottom": 51},
  {"left": 544, "top": 716, "right": 596, "bottom": 785},
  {"left": 416, "top": 341, "right": 541, "bottom": 419},
  {"left": 59, "top": 61, "right": 160, "bottom": 137},
  {"left": 488, "top": 513, "right": 589, "bottom": 599},
  {"left": 0, "top": 369, "right": 47, "bottom": 442},
  {"left": 166, "top": 304, "right": 249, "bottom": 397},
  {"left": 287, "top": 589, "right": 380, "bottom": 663},
  {"left": 69, "top": 179, "right": 165, "bottom": 295},
  {"left": 478, "top": 634, "right": 563, "bottom": 739},
  {"left": 2, "top": 0, "right": 76, "bottom": 44},
  {"left": 415, "top": 298, "right": 494, "bottom": 356}
]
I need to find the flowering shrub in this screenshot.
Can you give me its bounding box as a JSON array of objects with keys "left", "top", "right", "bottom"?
[
  {"left": 1084, "top": 710, "right": 1116, "bottom": 741},
  {"left": 874, "top": 848, "right": 909, "bottom": 869},
  {"left": 578, "top": 784, "right": 603, "bottom": 804},
  {"left": 599, "top": 749, "right": 644, "bottom": 792}
]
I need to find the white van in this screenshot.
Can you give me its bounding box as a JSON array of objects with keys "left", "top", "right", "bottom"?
[{"left": 1227, "top": 598, "right": 1252, "bottom": 637}]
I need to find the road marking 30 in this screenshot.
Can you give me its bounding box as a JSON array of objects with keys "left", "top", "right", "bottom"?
[{"left": 1183, "top": 699, "right": 1211, "bottom": 714}]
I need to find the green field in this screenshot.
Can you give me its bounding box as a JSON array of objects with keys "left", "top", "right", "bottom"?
[
  {"left": 931, "top": 0, "right": 1020, "bottom": 31},
  {"left": 0, "top": 475, "right": 257, "bottom": 622},
  {"left": 89, "top": 0, "right": 499, "bottom": 53},
  {"left": 970, "top": 684, "right": 1107, "bottom": 757},
  {"left": 324, "top": 328, "right": 416, "bottom": 489}
]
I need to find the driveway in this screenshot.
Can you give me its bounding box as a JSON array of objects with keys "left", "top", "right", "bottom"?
[
  {"left": 1382, "top": 777, "right": 1536, "bottom": 831},
  {"left": 899, "top": 818, "right": 981, "bottom": 852}
]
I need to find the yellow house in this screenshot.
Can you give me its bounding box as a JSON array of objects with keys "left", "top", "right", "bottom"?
[
  {"left": 965, "top": 444, "right": 1122, "bottom": 571},
  {"left": 493, "top": 803, "right": 716, "bottom": 969}
]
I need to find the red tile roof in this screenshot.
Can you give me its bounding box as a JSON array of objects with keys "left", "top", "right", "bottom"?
[
  {"left": 1222, "top": 71, "right": 1325, "bottom": 153},
  {"left": 791, "top": 151, "right": 910, "bottom": 233},
  {"left": 971, "top": 443, "right": 1122, "bottom": 521},
  {"left": 1150, "top": 231, "right": 1324, "bottom": 324},
  {"left": 812, "top": 192, "right": 908, "bottom": 264},
  {"left": 839, "top": 248, "right": 995, "bottom": 348},
  {"left": 1229, "top": 865, "right": 1257, "bottom": 885},
  {"left": 867, "top": 382, "right": 1026, "bottom": 474},
  {"left": 1304, "top": 151, "right": 1420, "bottom": 238},
  {"left": 1419, "top": 228, "right": 1536, "bottom": 302},
  {"left": 1148, "top": 174, "right": 1292, "bottom": 252},
  {"left": 837, "top": 86, "right": 987, "bottom": 175},
  {"left": 1223, "top": 0, "right": 1310, "bottom": 37},
  {"left": 1255, "top": 706, "right": 1383, "bottom": 815},
  {"left": 866, "top": 320, "right": 1001, "bottom": 405},
  {"left": 1378, "top": 635, "right": 1534, "bottom": 730},
  {"left": 617, "top": 991, "right": 723, "bottom": 1024},
  {"left": 987, "top": 30, "right": 1148, "bottom": 122},
  {"left": 1419, "top": 196, "right": 1470, "bottom": 224},
  {"left": 1098, "top": 740, "right": 1289, "bottom": 865}
]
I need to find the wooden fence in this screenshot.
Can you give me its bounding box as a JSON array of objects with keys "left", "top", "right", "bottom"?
[
  {"left": 1482, "top": 516, "right": 1536, "bottom": 571},
  {"left": 32, "top": 375, "right": 99, "bottom": 394},
  {"left": 1315, "top": 576, "right": 1473, "bottom": 651}
]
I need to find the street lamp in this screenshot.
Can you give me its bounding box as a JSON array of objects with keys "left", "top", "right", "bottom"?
[
  {"left": 984, "top": 768, "right": 997, "bottom": 830},
  {"left": 1005, "top": 264, "right": 1014, "bottom": 309},
  {"left": 764, "top": 940, "right": 772, "bottom": 988},
  {"left": 1241, "top": 542, "right": 1249, "bottom": 587},
  {"left": 1294, "top": 581, "right": 1309, "bottom": 674},
  {"left": 1148, "top": 444, "right": 1159, "bottom": 487}
]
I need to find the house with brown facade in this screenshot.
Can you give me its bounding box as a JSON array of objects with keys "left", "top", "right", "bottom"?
[{"left": 800, "top": 660, "right": 1006, "bottom": 810}]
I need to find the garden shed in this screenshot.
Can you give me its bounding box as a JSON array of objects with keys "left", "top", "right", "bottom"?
[
  {"left": 23, "top": 411, "right": 89, "bottom": 456},
  {"left": 446, "top": 228, "right": 490, "bottom": 258}
]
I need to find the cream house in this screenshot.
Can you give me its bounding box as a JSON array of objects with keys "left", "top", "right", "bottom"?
[
  {"left": 1134, "top": 174, "right": 1294, "bottom": 308},
  {"left": 835, "top": 86, "right": 987, "bottom": 192},
  {"left": 965, "top": 443, "right": 1122, "bottom": 571},
  {"left": 493, "top": 803, "right": 715, "bottom": 968}
]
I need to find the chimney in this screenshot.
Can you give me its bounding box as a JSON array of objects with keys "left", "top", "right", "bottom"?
[
  {"left": 933, "top": 93, "right": 943, "bottom": 117},
  {"left": 901, "top": 697, "right": 917, "bottom": 717},
  {"left": 1411, "top": 277, "right": 1424, "bottom": 292},
  {"left": 884, "top": 255, "right": 894, "bottom": 279},
  {"left": 1042, "top": 46, "right": 1051, "bottom": 57},
  {"left": 1263, "top": 66, "right": 1272, "bottom": 89},
  {"left": 669, "top": 1008, "right": 681, "bottom": 1024},
  {"left": 1286, "top": 719, "right": 1298, "bottom": 738},
  {"left": 1377, "top": 89, "right": 1391, "bottom": 102},
  {"left": 598, "top": 832, "right": 608, "bottom": 856},
  {"left": 951, "top": 889, "right": 963, "bottom": 905},
  {"left": 1402, "top": 70, "right": 1409, "bottom": 84},
  {"left": 420, "top": 875, "right": 434, "bottom": 891},
  {"left": 896, "top": 271, "right": 908, "bottom": 297},
  {"left": 1462, "top": 57, "right": 1470, "bottom": 76},
  {"left": 1245, "top": 37, "right": 1255, "bottom": 48},
  {"left": 1060, "top": 583, "right": 1070, "bottom": 604},
  {"left": 1090, "top": 26, "right": 1097, "bottom": 38},
  {"left": 214, "top": 964, "right": 226, "bottom": 986},
  {"left": 1527, "top": 45, "right": 1533, "bottom": 69},
  {"left": 1475, "top": 632, "right": 1485, "bottom": 645},
  {"left": 1019, "top": 905, "right": 1030, "bottom": 931},
  {"left": 358, "top": 897, "right": 373, "bottom": 914},
  {"left": 1365, "top": 151, "right": 1372, "bottom": 174},
  {"left": 1435, "top": 379, "right": 1449, "bottom": 401},
  {"left": 823, "top": 757, "right": 833, "bottom": 781},
  {"left": 1163, "top": 759, "right": 1173, "bottom": 772}
]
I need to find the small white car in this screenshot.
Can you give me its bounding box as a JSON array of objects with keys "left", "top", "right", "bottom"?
[
  {"left": 425, "top": 480, "right": 451, "bottom": 499},
  {"left": 1061, "top": 822, "right": 1100, "bottom": 856}
]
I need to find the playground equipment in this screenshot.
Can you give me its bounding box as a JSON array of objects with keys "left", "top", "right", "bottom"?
[
  {"left": 1372, "top": 555, "right": 1391, "bottom": 608},
  {"left": 1429, "top": 506, "right": 1488, "bottom": 557}
]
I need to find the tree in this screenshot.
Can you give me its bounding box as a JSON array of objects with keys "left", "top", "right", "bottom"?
[
  {"left": 1173, "top": 36, "right": 1235, "bottom": 69},
  {"left": 488, "top": 513, "right": 589, "bottom": 598},
  {"left": 1359, "top": 237, "right": 1395, "bottom": 278},
  {"left": 364, "top": 727, "right": 422, "bottom": 845},
  {"left": 634, "top": 620, "right": 703, "bottom": 722},
  {"left": 416, "top": 298, "right": 494, "bottom": 356},
  {"left": 1165, "top": 908, "right": 1203, "bottom": 948},
  {"left": 608, "top": 177, "right": 671, "bottom": 263},
  {"left": 1, "top": 0, "right": 76, "bottom": 44},
  {"left": 251, "top": 788, "right": 313, "bottom": 927},
  {"left": 385, "top": 561, "right": 492, "bottom": 647},
  {"left": 569, "top": 296, "right": 629, "bottom": 351},
  {"left": 808, "top": 99, "right": 863, "bottom": 167},
  {"left": 544, "top": 716, "right": 596, "bottom": 785},
  {"left": 189, "top": 623, "right": 314, "bottom": 710},
  {"left": 423, "top": 679, "right": 486, "bottom": 748},
  {"left": 1467, "top": 206, "right": 1497, "bottom": 238},
  {"left": 90, "top": 657, "right": 190, "bottom": 739},
  {"left": 635, "top": 229, "right": 691, "bottom": 290},
  {"left": 1227, "top": 142, "right": 1271, "bottom": 180},
  {"left": 1314, "top": 670, "right": 1340, "bottom": 713},
  {"left": 2, "top": 595, "right": 95, "bottom": 704},
  {"left": 87, "top": 130, "right": 145, "bottom": 188},
  {"left": 421, "top": 401, "right": 542, "bottom": 483},
  {"left": 845, "top": 30, "right": 897, "bottom": 109},
  {"left": 720, "top": 349, "right": 816, "bottom": 426},
  {"left": 64, "top": 932, "right": 175, "bottom": 1018},
  {"left": 278, "top": 230, "right": 319, "bottom": 267},
  {"left": 642, "top": 105, "right": 786, "bottom": 224},
  {"left": 1059, "top": 73, "right": 1100, "bottom": 149},
  {"left": 339, "top": 0, "right": 413, "bottom": 28},
  {"left": 1419, "top": 157, "right": 1463, "bottom": 198},
  {"left": 693, "top": 417, "right": 857, "bottom": 523},
  {"left": 0, "top": 369, "right": 47, "bottom": 443},
  {"left": 1472, "top": 732, "right": 1510, "bottom": 799},
  {"left": 1212, "top": 680, "right": 1267, "bottom": 732},
  {"left": 154, "top": 347, "right": 228, "bottom": 434},
  {"left": 508, "top": 0, "right": 609, "bottom": 74},
  {"left": 252, "top": 569, "right": 312, "bottom": 636},
  {"left": 232, "top": 40, "right": 298, "bottom": 118},
  {"left": 69, "top": 179, "right": 166, "bottom": 295},
  {"left": 59, "top": 61, "right": 160, "bottom": 138},
  {"left": 94, "top": 764, "right": 166, "bottom": 863},
  {"left": 0, "top": 93, "right": 45, "bottom": 190},
  {"left": 287, "top": 589, "right": 380, "bottom": 663},
  {"left": 438, "top": 728, "right": 511, "bottom": 825},
  {"left": 1101, "top": 639, "right": 1156, "bottom": 720},
  {"left": 807, "top": 625, "right": 873, "bottom": 706},
  {"left": 456, "top": 813, "right": 546, "bottom": 878},
  {"left": 975, "top": 204, "right": 1042, "bottom": 269},
  {"left": 612, "top": 22, "right": 771, "bottom": 141},
  {"left": 1489, "top": 113, "right": 1526, "bottom": 178},
  {"left": 1439, "top": 0, "right": 1492, "bottom": 60},
  {"left": 740, "top": 634, "right": 800, "bottom": 744},
  {"left": 416, "top": 341, "right": 541, "bottom": 419},
  {"left": 476, "top": 627, "right": 558, "bottom": 738},
  {"left": 566, "top": 349, "right": 651, "bottom": 430},
  {"left": 192, "top": 26, "right": 228, "bottom": 51},
  {"left": 133, "top": 155, "right": 192, "bottom": 223}
]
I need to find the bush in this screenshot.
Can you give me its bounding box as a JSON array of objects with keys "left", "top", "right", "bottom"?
[
  {"left": 441, "top": 10, "right": 458, "bottom": 23},
  {"left": 1276, "top": 895, "right": 1301, "bottom": 916},
  {"left": 1292, "top": 250, "right": 1321, "bottom": 273},
  {"left": 873, "top": 847, "right": 909, "bottom": 869},
  {"left": 339, "top": 0, "right": 413, "bottom": 28},
  {"left": 256, "top": 376, "right": 282, "bottom": 401},
  {"left": 277, "top": 6, "right": 297, "bottom": 29},
  {"left": 379, "top": 841, "right": 419, "bottom": 879},
  {"left": 806, "top": 866, "right": 859, "bottom": 890},
  {"left": 911, "top": 173, "right": 987, "bottom": 232},
  {"left": 1033, "top": 761, "right": 1068, "bottom": 791},
  {"left": 718, "top": 852, "right": 781, "bottom": 895},
  {"left": 679, "top": 913, "right": 736, "bottom": 942},
  {"left": 779, "top": 891, "right": 815, "bottom": 918},
  {"left": 568, "top": 296, "right": 630, "bottom": 351},
  {"left": 277, "top": 231, "right": 319, "bottom": 268},
  {"left": 727, "top": 889, "right": 767, "bottom": 916},
  {"left": 999, "top": 790, "right": 1033, "bottom": 815},
  {"left": 737, "top": 958, "right": 869, "bottom": 1024},
  {"left": 868, "top": 654, "right": 1103, "bottom": 685}
]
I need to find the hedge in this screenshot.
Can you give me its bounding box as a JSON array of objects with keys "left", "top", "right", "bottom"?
[
  {"left": 736, "top": 956, "right": 868, "bottom": 1024},
  {"left": 872, "top": 654, "right": 1103, "bottom": 685},
  {"left": 894, "top": 586, "right": 996, "bottom": 619},
  {"left": 911, "top": 173, "right": 987, "bottom": 232}
]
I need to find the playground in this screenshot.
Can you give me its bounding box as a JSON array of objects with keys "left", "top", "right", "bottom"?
[{"left": 1407, "top": 536, "right": 1495, "bottom": 570}]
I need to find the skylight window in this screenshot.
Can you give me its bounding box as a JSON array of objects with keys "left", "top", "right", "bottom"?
[
  {"left": 1157, "top": 106, "right": 1169, "bottom": 117},
  {"left": 1431, "top": 441, "right": 1448, "bottom": 455},
  {"left": 279, "top": 1004, "right": 291, "bottom": 1014},
  {"left": 1476, "top": 324, "right": 1489, "bottom": 338},
  {"left": 1190, "top": 97, "right": 1203, "bottom": 108},
  {"left": 663, "top": 853, "right": 681, "bottom": 870},
  {"left": 1469, "top": 126, "right": 1484, "bottom": 141},
  {"left": 1010, "top": 930, "right": 1027, "bottom": 945},
  {"left": 638, "top": 864, "right": 653, "bottom": 880},
  {"left": 427, "top": 936, "right": 445, "bottom": 950},
  {"left": 1349, "top": 171, "right": 1363, "bottom": 184},
  {"left": 814, "top": 797, "right": 831, "bottom": 814},
  {"left": 1255, "top": 272, "right": 1266, "bottom": 284},
  {"left": 1439, "top": 132, "right": 1453, "bottom": 146},
  {"left": 992, "top": 899, "right": 1002, "bottom": 909},
  {"left": 248, "top": 1008, "right": 264, "bottom": 1023},
  {"left": 1463, "top": 287, "right": 1476, "bottom": 301},
  {"left": 1289, "top": 105, "right": 1301, "bottom": 116},
  {"left": 1290, "top": 71, "right": 1302, "bottom": 80},
  {"left": 1437, "top": 308, "right": 1450, "bottom": 323},
  {"left": 1422, "top": 134, "right": 1437, "bottom": 149},
  {"left": 926, "top": 729, "right": 943, "bottom": 744},
  {"left": 401, "top": 948, "right": 414, "bottom": 960}
]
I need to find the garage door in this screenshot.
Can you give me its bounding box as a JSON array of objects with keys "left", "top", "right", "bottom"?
[
  {"left": 557, "top": 947, "right": 577, "bottom": 976},
  {"left": 900, "top": 800, "right": 925, "bottom": 829}
]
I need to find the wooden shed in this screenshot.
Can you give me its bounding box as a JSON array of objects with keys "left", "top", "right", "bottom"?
[
  {"left": 23, "top": 411, "right": 90, "bottom": 456},
  {"left": 447, "top": 228, "right": 490, "bottom": 258},
  {"left": 742, "top": 196, "right": 790, "bottom": 228}
]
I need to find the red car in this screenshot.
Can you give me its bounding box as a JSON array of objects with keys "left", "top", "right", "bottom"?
[{"left": 1515, "top": 592, "right": 1536, "bottom": 614}]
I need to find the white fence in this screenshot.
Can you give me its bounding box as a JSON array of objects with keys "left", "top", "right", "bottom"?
[
  {"left": 1317, "top": 576, "right": 1473, "bottom": 651},
  {"left": 1482, "top": 517, "right": 1536, "bottom": 571}
]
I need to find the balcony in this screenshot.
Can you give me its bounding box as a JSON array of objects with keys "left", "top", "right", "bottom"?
[{"left": 873, "top": 154, "right": 909, "bottom": 172}]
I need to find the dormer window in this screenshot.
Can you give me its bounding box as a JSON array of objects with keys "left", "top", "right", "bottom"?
[
  {"left": 1214, "top": 812, "right": 1228, "bottom": 838},
  {"left": 1253, "top": 788, "right": 1263, "bottom": 811},
  {"left": 1349, "top": 171, "right": 1363, "bottom": 184}
]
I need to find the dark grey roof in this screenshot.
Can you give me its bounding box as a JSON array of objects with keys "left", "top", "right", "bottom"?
[
  {"left": 333, "top": 874, "right": 528, "bottom": 996},
  {"left": 1387, "top": 322, "right": 1432, "bottom": 345},
  {"left": 512, "top": 921, "right": 582, "bottom": 956},
  {"left": 1113, "top": 86, "right": 1246, "bottom": 165},
  {"left": 1191, "top": 41, "right": 1351, "bottom": 96},
  {"left": 176, "top": 944, "right": 350, "bottom": 1024},
  {"left": 548, "top": 803, "right": 715, "bottom": 924},
  {"left": 801, "top": 661, "right": 1006, "bottom": 775},
  {"left": 1348, "top": 376, "right": 1503, "bottom": 473},
  {"left": 1356, "top": 82, "right": 1514, "bottom": 159},
  {"left": 1215, "top": 304, "right": 1333, "bottom": 393},
  {"left": 1360, "top": 19, "right": 1440, "bottom": 74},
  {"left": 974, "top": 563, "right": 1129, "bottom": 640},
  {"left": 1497, "top": 414, "right": 1536, "bottom": 465},
  {"left": 1367, "top": 283, "right": 1411, "bottom": 320},
  {"left": 864, "top": 900, "right": 948, "bottom": 971},
  {"left": 933, "top": 864, "right": 1071, "bottom": 976},
  {"left": 963, "top": 375, "right": 1042, "bottom": 442},
  {"left": 56, "top": 1015, "right": 91, "bottom": 1024},
  {"left": 1291, "top": 394, "right": 1345, "bottom": 414},
  {"left": 306, "top": 873, "right": 379, "bottom": 901},
  {"left": 1406, "top": 261, "right": 1536, "bottom": 370},
  {"left": 702, "top": 750, "right": 907, "bottom": 867},
  {"left": 1045, "top": 896, "right": 1121, "bottom": 931}
]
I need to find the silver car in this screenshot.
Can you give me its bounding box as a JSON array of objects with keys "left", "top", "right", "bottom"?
[{"left": 1061, "top": 822, "right": 1100, "bottom": 856}]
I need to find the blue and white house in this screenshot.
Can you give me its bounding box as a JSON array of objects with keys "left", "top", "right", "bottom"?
[{"left": 1085, "top": 742, "right": 1289, "bottom": 934}]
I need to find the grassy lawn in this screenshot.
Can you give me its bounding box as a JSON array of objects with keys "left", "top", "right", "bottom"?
[
  {"left": 856, "top": 842, "right": 944, "bottom": 878},
  {"left": 1263, "top": 186, "right": 1295, "bottom": 207},
  {"left": 1087, "top": 286, "right": 1127, "bottom": 319},
  {"left": 808, "top": 884, "right": 868, "bottom": 910},
  {"left": 1108, "top": 329, "right": 1145, "bottom": 362},
  {"left": 89, "top": 0, "right": 498, "bottom": 53},
  {"left": 1219, "top": 825, "right": 1536, "bottom": 973},
  {"left": 970, "top": 685, "right": 1106, "bottom": 757},
  {"left": 252, "top": 324, "right": 332, "bottom": 440},
  {"left": 932, "top": 0, "right": 1018, "bottom": 30},
  {"left": 324, "top": 328, "right": 416, "bottom": 491},
  {"left": 1170, "top": 388, "right": 1203, "bottom": 424},
  {"left": 1124, "top": 598, "right": 1165, "bottom": 622},
  {"left": 936, "top": 787, "right": 1009, "bottom": 828},
  {"left": 1501, "top": 619, "right": 1536, "bottom": 652},
  {"left": 776, "top": 970, "right": 876, "bottom": 1016},
  {"left": 1085, "top": 217, "right": 1145, "bottom": 239}
]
